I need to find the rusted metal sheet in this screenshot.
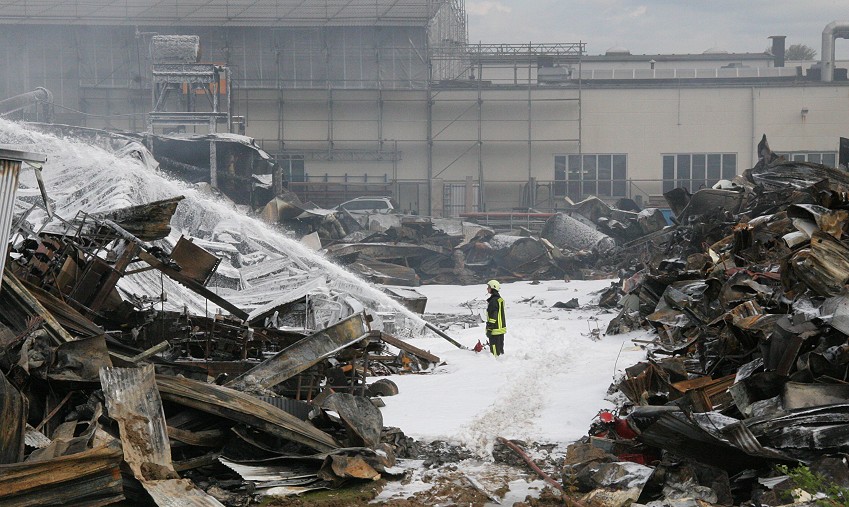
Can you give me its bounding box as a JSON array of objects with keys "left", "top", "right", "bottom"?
[
  {"left": 156, "top": 374, "right": 339, "bottom": 453},
  {"left": 227, "top": 312, "right": 370, "bottom": 391},
  {"left": 321, "top": 454, "right": 379, "bottom": 481},
  {"left": 170, "top": 235, "right": 221, "bottom": 286},
  {"left": 316, "top": 392, "right": 382, "bottom": 448},
  {"left": 0, "top": 373, "right": 27, "bottom": 464},
  {"left": 100, "top": 365, "right": 224, "bottom": 507},
  {"left": 0, "top": 444, "right": 124, "bottom": 507}
]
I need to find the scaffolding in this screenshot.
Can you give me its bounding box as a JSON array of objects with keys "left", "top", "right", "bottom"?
[{"left": 0, "top": 0, "right": 585, "bottom": 215}]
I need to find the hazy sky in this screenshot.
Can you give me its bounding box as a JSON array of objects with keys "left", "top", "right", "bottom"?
[{"left": 466, "top": 1, "right": 849, "bottom": 58}]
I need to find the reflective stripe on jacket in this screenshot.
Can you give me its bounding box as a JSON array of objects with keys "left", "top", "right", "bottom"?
[{"left": 486, "top": 292, "right": 506, "bottom": 335}]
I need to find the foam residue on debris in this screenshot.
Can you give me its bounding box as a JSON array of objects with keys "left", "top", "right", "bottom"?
[{"left": 0, "top": 119, "right": 423, "bottom": 333}]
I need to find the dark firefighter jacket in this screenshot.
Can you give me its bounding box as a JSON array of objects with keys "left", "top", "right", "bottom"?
[{"left": 486, "top": 291, "right": 506, "bottom": 335}]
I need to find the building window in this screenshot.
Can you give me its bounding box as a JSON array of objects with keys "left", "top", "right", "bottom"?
[
  {"left": 777, "top": 151, "right": 837, "bottom": 167},
  {"left": 662, "top": 153, "right": 736, "bottom": 193},
  {"left": 277, "top": 155, "right": 305, "bottom": 182},
  {"left": 554, "top": 154, "right": 626, "bottom": 201}
]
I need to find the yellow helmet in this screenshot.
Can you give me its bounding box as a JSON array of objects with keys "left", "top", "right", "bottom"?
[{"left": 487, "top": 279, "right": 501, "bottom": 291}]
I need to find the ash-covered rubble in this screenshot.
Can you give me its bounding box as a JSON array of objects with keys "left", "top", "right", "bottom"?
[
  {"left": 561, "top": 136, "right": 849, "bottom": 506},
  {"left": 0, "top": 123, "right": 449, "bottom": 506},
  {"left": 26, "top": 123, "right": 672, "bottom": 288},
  {"left": 263, "top": 189, "right": 671, "bottom": 288}
]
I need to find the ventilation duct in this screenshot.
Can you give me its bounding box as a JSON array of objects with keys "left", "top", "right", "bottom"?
[{"left": 821, "top": 21, "right": 849, "bottom": 82}]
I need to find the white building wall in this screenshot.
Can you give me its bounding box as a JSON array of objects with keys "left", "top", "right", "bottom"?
[{"left": 235, "top": 82, "right": 849, "bottom": 212}]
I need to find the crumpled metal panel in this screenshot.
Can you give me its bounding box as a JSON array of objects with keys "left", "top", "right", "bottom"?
[
  {"left": 323, "top": 454, "right": 379, "bottom": 480},
  {"left": 783, "top": 382, "right": 849, "bottom": 410},
  {"left": 540, "top": 213, "right": 615, "bottom": 254},
  {"left": 788, "top": 231, "right": 849, "bottom": 296},
  {"left": 227, "top": 312, "right": 369, "bottom": 391},
  {"left": 100, "top": 365, "right": 173, "bottom": 480},
  {"left": 219, "top": 457, "right": 320, "bottom": 483},
  {"left": 676, "top": 189, "right": 745, "bottom": 223},
  {"left": 23, "top": 425, "right": 50, "bottom": 449},
  {"left": 156, "top": 374, "right": 339, "bottom": 453},
  {"left": 143, "top": 480, "right": 225, "bottom": 507},
  {"left": 50, "top": 335, "right": 112, "bottom": 382},
  {"left": 317, "top": 393, "right": 383, "bottom": 448},
  {"left": 170, "top": 236, "right": 221, "bottom": 286},
  {"left": 100, "top": 365, "right": 224, "bottom": 507}
]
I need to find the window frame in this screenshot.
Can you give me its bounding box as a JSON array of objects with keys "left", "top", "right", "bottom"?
[
  {"left": 777, "top": 151, "right": 837, "bottom": 167},
  {"left": 662, "top": 152, "right": 737, "bottom": 193},
  {"left": 554, "top": 153, "right": 628, "bottom": 200}
]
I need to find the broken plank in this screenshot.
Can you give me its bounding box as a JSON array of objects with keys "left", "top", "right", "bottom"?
[
  {"left": 0, "top": 445, "right": 124, "bottom": 506},
  {"left": 2, "top": 270, "right": 75, "bottom": 344},
  {"left": 377, "top": 331, "right": 440, "bottom": 364}
]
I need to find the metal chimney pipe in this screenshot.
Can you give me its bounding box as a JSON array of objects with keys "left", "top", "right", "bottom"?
[
  {"left": 821, "top": 21, "right": 849, "bottom": 82},
  {"left": 769, "top": 35, "right": 785, "bottom": 67}
]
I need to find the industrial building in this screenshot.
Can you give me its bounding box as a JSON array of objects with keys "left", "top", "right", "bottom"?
[{"left": 1, "top": 1, "right": 848, "bottom": 216}]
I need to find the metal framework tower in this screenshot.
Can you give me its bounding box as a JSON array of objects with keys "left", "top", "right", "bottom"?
[{"left": 147, "top": 35, "right": 232, "bottom": 187}]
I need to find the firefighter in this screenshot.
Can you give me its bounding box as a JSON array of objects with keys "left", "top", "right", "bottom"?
[{"left": 485, "top": 279, "right": 507, "bottom": 356}]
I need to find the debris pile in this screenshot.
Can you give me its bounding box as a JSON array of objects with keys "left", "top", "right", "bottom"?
[
  {"left": 276, "top": 199, "right": 650, "bottom": 287},
  {"left": 570, "top": 136, "right": 849, "bottom": 505},
  {"left": 0, "top": 121, "right": 446, "bottom": 506}
]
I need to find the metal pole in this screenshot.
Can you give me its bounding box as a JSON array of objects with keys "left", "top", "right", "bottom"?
[
  {"left": 477, "top": 42, "right": 484, "bottom": 212},
  {"left": 210, "top": 140, "right": 217, "bottom": 188},
  {"left": 426, "top": 81, "right": 433, "bottom": 216},
  {"left": 528, "top": 42, "right": 535, "bottom": 208}
]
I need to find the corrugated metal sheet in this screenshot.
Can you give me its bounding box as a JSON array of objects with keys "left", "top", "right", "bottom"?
[
  {"left": 219, "top": 457, "right": 319, "bottom": 482},
  {"left": 24, "top": 425, "right": 51, "bottom": 449},
  {"left": 257, "top": 396, "right": 312, "bottom": 421},
  {"left": 99, "top": 365, "right": 172, "bottom": 477},
  {"left": 0, "top": 149, "right": 45, "bottom": 294},
  {"left": 0, "top": 158, "right": 22, "bottom": 285},
  {"left": 100, "top": 365, "right": 225, "bottom": 507}
]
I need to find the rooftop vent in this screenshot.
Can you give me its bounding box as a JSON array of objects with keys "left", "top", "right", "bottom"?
[{"left": 605, "top": 46, "right": 631, "bottom": 56}]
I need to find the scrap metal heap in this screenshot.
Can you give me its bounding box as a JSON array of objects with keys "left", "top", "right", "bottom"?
[
  {"left": 0, "top": 194, "right": 440, "bottom": 506},
  {"left": 563, "top": 136, "right": 849, "bottom": 506},
  {"left": 266, "top": 188, "right": 668, "bottom": 288}
]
